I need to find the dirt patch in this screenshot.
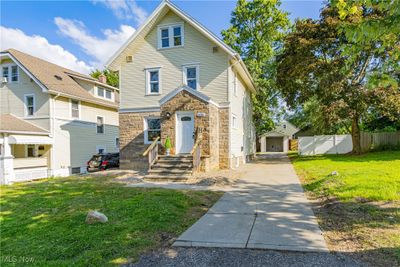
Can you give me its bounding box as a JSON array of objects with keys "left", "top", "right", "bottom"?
[
  {"left": 186, "top": 168, "right": 242, "bottom": 187},
  {"left": 307, "top": 194, "right": 400, "bottom": 266},
  {"left": 87, "top": 170, "right": 146, "bottom": 184}
]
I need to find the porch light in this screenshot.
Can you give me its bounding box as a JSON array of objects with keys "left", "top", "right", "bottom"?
[{"left": 165, "top": 112, "right": 171, "bottom": 119}]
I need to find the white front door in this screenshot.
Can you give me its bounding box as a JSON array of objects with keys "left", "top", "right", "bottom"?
[{"left": 176, "top": 112, "right": 195, "bottom": 154}]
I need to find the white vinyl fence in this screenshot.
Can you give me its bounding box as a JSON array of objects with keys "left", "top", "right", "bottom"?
[{"left": 298, "top": 135, "right": 353, "bottom": 155}]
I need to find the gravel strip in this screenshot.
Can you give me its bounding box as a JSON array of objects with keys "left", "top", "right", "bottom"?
[{"left": 129, "top": 247, "right": 364, "bottom": 267}]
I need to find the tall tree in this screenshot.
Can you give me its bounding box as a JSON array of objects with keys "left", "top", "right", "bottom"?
[
  {"left": 277, "top": 6, "right": 400, "bottom": 154},
  {"left": 90, "top": 69, "right": 119, "bottom": 88},
  {"left": 222, "top": 0, "right": 290, "bottom": 134}
]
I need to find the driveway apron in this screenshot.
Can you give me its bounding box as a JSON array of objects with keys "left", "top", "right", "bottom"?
[{"left": 173, "top": 153, "right": 329, "bottom": 252}]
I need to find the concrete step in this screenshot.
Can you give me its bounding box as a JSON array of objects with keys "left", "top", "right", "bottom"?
[
  {"left": 149, "top": 169, "right": 192, "bottom": 175},
  {"left": 152, "top": 163, "right": 193, "bottom": 169},
  {"left": 144, "top": 174, "right": 190, "bottom": 182},
  {"left": 159, "top": 154, "right": 192, "bottom": 159},
  {"left": 157, "top": 158, "right": 193, "bottom": 163}
]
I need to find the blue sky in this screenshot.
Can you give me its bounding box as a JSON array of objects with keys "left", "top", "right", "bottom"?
[{"left": 1, "top": 0, "right": 324, "bottom": 73}]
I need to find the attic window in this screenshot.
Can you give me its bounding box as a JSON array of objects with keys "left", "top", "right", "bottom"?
[
  {"left": 158, "top": 24, "right": 184, "bottom": 49},
  {"left": 54, "top": 75, "right": 62, "bottom": 80}
]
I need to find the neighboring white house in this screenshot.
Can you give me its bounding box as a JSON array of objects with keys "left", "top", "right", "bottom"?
[
  {"left": 106, "top": 0, "right": 257, "bottom": 172},
  {"left": 260, "top": 121, "right": 299, "bottom": 152},
  {"left": 0, "top": 49, "right": 119, "bottom": 184}
]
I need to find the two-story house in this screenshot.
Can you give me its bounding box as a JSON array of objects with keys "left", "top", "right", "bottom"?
[
  {"left": 107, "top": 0, "right": 256, "bottom": 178},
  {"left": 0, "top": 49, "right": 119, "bottom": 184}
]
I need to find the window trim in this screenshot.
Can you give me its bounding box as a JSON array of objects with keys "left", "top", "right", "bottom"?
[
  {"left": 232, "top": 113, "right": 238, "bottom": 129},
  {"left": 95, "top": 86, "right": 114, "bottom": 102},
  {"left": 115, "top": 137, "right": 120, "bottom": 149},
  {"left": 96, "top": 115, "right": 105, "bottom": 134},
  {"left": 157, "top": 23, "right": 184, "bottom": 49},
  {"left": 182, "top": 64, "right": 200, "bottom": 90},
  {"left": 145, "top": 67, "right": 162, "bottom": 95},
  {"left": 24, "top": 94, "right": 35, "bottom": 117},
  {"left": 96, "top": 145, "right": 106, "bottom": 154},
  {"left": 1, "top": 64, "right": 19, "bottom": 83},
  {"left": 69, "top": 99, "right": 81, "bottom": 119},
  {"left": 143, "top": 116, "right": 161, "bottom": 144}
]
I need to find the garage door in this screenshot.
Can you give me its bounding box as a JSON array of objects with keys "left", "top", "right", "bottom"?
[{"left": 265, "top": 137, "right": 284, "bottom": 152}]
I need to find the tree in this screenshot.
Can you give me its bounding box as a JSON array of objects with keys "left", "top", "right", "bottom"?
[
  {"left": 276, "top": 6, "right": 400, "bottom": 154},
  {"left": 222, "top": 0, "right": 290, "bottom": 135},
  {"left": 90, "top": 69, "right": 119, "bottom": 88}
]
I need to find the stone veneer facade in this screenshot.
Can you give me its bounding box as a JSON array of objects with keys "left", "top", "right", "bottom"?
[{"left": 119, "top": 90, "right": 230, "bottom": 171}]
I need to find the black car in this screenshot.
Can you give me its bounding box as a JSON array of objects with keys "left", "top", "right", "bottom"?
[{"left": 87, "top": 153, "right": 119, "bottom": 172}]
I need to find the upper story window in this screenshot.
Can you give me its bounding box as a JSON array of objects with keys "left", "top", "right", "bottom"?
[
  {"left": 158, "top": 24, "right": 184, "bottom": 49},
  {"left": 96, "top": 116, "right": 104, "bottom": 134},
  {"left": 96, "top": 87, "right": 114, "bottom": 101},
  {"left": 71, "top": 99, "right": 80, "bottom": 119},
  {"left": 145, "top": 68, "right": 161, "bottom": 95},
  {"left": 2, "top": 65, "right": 18, "bottom": 83},
  {"left": 183, "top": 65, "right": 199, "bottom": 90},
  {"left": 24, "top": 94, "right": 35, "bottom": 117}
]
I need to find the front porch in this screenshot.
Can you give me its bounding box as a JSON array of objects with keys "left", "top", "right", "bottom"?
[
  {"left": 119, "top": 86, "right": 230, "bottom": 177},
  {"left": 1, "top": 135, "right": 53, "bottom": 184}
]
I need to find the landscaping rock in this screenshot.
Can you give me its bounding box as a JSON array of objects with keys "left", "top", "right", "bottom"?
[
  {"left": 85, "top": 210, "right": 108, "bottom": 224},
  {"left": 329, "top": 171, "right": 339, "bottom": 176}
]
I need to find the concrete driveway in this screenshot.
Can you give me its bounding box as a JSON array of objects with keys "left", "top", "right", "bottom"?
[{"left": 173, "top": 153, "right": 328, "bottom": 252}]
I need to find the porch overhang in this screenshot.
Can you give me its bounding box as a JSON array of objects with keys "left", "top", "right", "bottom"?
[
  {"left": 8, "top": 135, "right": 54, "bottom": 145},
  {"left": 159, "top": 86, "right": 219, "bottom": 107}
]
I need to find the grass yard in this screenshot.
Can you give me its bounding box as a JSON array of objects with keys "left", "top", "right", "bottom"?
[
  {"left": 290, "top": 151, "right": 400, "bottom": 266},
  {"left": 0, "top": 175, "right": 222, "bottom": 266}
]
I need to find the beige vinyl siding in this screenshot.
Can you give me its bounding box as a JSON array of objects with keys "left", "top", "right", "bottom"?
[
  {"left": 229, "top": 67, "right": 256, "bottom": 161},
  {"left": 52, "top": 96, "right": 119, "bottom": 172},
  {"left": 0, "top": 64, "right": 51, "bottom": 130},
  {"left": 53, "top": 96, "right": 118, "bottom": 126},
  {"left": 119, "top": 11, "right": 229, "bottom": 109},
  {"left": 53, "top": 119, "right": 119, "bottom": 171}
]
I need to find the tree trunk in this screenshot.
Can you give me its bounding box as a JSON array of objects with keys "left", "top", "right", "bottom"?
[{"left": 351, "top": 116, "right": 361, "bottom": 154}]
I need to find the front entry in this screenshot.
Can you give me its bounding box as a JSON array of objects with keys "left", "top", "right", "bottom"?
[{"left": 176, "top": 112, "right": 195, "bottom": 154}]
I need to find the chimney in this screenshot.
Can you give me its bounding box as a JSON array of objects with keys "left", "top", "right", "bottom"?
[{"left": 98, "top": 74, "right": 107, "bottom": 84}]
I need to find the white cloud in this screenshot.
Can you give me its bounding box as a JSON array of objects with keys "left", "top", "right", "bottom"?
[
  {"left": 0, "top": 26, "right": 92, "bottom": 74},
  {"left": 54, "top": 17, "right": 135, "bottom": 68},
  {"left": 92, "top": 0, "right": 148, "bottom": 25}
]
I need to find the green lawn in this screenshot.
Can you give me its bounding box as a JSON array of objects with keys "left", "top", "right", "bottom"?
[
  {"left": 0, "top": 176, "right": 222, "bottom": 266},
  {"left": 290, "top": 150, "right": 400, "bottom": 201},
  {"left": 289, "top": 151, "right": 400, "bottom": 266}
]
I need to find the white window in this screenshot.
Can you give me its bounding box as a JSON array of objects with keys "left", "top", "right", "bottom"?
[
  {"left": 115, "top": 137, "right": 120, "bottom": 149},
  {"left": 96, "top": 116, "right": 104, "bottom": 134},
  {"left": 144, "top": 117, "right": 161, "bottom": 144},
  {"left": 11, "top": 66, "right": 18, "bottom": 82},
  {"left": 1, "top": 65, "right": 18, "bottom": 83},
  {"left": 96, "top": 145, "right": 106, "bottom": 154},
  {"left": 24, "top": 94, "right": 35, "bottom": 116},
  {"left": 232, "top": 114, "right": 238, "bottom": 129},
  {"left": 96, "top": 87, "right": 114, "bottom": 101},
  {"left": 158, "top": 24, "right": 184, "bottom": 49},
  {"left": 145, "top": 68, "right": 161, "bottom": 95},
  {"left": 26, "top": 145, "right": 37, "bottom": 157},
  {"left": 2, "top": 67, "right": 9, "bottom": 80},
  {"left": 71, "top": 99, "right": 80, "bottom": 119},
  {"left": 183, "top": 65, "right": 199, "bottom": 90}
]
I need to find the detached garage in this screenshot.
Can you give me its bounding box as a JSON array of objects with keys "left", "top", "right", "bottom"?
[{"left": 259, "top": 121, "right": 299, "bottom": 153}]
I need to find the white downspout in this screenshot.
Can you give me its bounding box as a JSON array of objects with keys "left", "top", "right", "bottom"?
[{"left": 50, "top": 93, "right": 60, "bottom": 176}]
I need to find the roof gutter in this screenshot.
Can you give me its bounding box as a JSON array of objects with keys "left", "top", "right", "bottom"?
[{"left": 47, "top": 91, "right": 119, "bottom": 109}]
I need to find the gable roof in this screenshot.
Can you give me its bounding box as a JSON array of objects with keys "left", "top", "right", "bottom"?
[
  {"left": 159, "top": 85, "right": 218, "bottom": 106},
  {"left": 0, "top": 49, "right": 119, "bottom": 109},
  {"left": 261, "top": 121, "right": 300, "bottom": 137},
  {"left": 106, "top": 0, "right": 256, "bottom": 92},
  {"left": 0, "top": 114, "right": 50, "bottom": 135}
]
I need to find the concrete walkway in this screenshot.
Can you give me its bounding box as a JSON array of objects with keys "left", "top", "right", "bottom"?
[{"left": 173, "top": 153, "right": 329, "bottom": 252}]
